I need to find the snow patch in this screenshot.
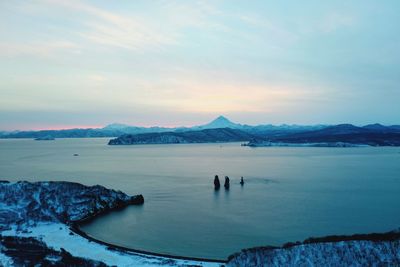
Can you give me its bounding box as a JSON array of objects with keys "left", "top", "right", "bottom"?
[
  {"left": 2, "top": 223, "right": 220, "bottom": 267},
  {"left": 0, "top": 250, "right": 14, "bottom": 267}
]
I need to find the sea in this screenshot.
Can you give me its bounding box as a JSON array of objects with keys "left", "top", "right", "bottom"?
[{"left": 1, "top": 138, "right": 399, "bottom": 259}]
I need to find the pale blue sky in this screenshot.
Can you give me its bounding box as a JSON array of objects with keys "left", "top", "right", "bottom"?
[{"left": 0, "top": 0, "right": 399, "bottom": 130}]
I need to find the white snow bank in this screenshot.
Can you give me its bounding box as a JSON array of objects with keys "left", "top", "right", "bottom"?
[
  {"left": 0, "top": 251, "right": 14, "bottom": 267},
  {"left": 2, "top": 223, "right": 221, "bottom": 267}
]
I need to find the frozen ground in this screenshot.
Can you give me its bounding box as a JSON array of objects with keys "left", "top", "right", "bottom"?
[
  {"left": 0, "top": 181, "right": 221, "bottom": 266},
  {"left": 227, "top": 238, "right": 400, "bottom": 266},
  {"left": 1, "top": 223, "right": 220, "bottom": 267},
  {"left": 1, "top": 180, "right": 399, "bottom": 266}
]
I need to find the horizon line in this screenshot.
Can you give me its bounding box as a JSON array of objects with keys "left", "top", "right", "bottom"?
[{"left": 1, "top": 119, "right": 398, "bottom": 132}]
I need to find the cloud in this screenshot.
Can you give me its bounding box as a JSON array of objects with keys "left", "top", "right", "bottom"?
[
  {"left": 1, "top": 1, "right": 399, "bottom": 129},
  {"left": 0, "top": 41, "right": 80, "bottom": 58},
  {"left": 42, "top": 0, "right": 181, "bottom": 51},
  {"left": 0, "top": 65, "right": 332, "bottom": 119},
  {"left": 3, "top": 0, "right": 180, "bottom": 53},
  {"left": 109, "top": 70, "right": 331, "bottom": 114}
]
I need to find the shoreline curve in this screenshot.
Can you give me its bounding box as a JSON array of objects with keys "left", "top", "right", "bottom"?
[{"left": 70, "top": 223, "right": 227, "bottom": 263}]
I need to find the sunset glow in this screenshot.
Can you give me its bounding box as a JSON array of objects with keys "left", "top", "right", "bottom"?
[{"left": 1, "top": 1, "right": 399, "bottom": 130}]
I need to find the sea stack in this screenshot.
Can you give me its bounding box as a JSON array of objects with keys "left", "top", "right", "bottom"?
[
  {"left": 214, "top": 175, "right": 220, "bottom": 190},
  {"left": 224, "top": 176, "right": 230, "bottom": 189}
]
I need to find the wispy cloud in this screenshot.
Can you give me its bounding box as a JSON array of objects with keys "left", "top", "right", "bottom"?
[
  {"left": 0, "top": 41, "right": 80, "bottom": 57},
  {"left": 1, "top": 1, "right": 399, "bottom": 128},
  {"left": 46, "top": 0, "right": 180, "bottom": 51}
]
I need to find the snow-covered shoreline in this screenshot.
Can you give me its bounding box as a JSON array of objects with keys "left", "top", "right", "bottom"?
[
  {"left": 1, "top": 223, "right": 221, "bottom": 267},
  {"left": 227, "top": 233, "right": 400, "bottom": 266},
  {"left": 0, "top": 181, "right": 222, "bottom": 266},
  {"left": 1, "top": 180, "right": 400, "bottom": 266}
]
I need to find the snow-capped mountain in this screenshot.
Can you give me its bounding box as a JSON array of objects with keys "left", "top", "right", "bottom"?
[
  {"left": 193, "top": 115, "right": 243, "bottom": 130},
  {"left": 2, "top": 115, "right": 399, "bottom": 140},
  {"left": 102, "top": 123, "right": 132, "bottom": 130}
]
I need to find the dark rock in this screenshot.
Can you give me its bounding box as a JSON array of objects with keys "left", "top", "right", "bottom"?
[
  {"left": 0, "top": 236, "right": 108, "bottom": 266},
  {"left": 130, "top": 194, "right": 144, "bottom": 205},
  {"left": 34, "top": 135, "right": 55, "bottom": 141},
  {"left": 224, "top": 176, "right": 230, "bottom": 189},
  {"left": 214, "top": 175, "right": 220, "bottom": 190}
]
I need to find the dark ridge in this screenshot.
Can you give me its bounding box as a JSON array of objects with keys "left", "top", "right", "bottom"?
[
  {"left": 108, "top": 127, "right": 257, "bottom": 145},
  {"left": 286, "top": 231, "right": 400, "bottom": 247},
  {"left": 0, "top": 236, "right": 108, "bottom": 266},
  {"left": 244, "top": 123, "right": 400, "bottom": 146},
  {"left": 227, "top": 229, "right": 400, "bottom": 262}
]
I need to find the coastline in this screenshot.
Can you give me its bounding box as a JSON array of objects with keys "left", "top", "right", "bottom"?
[
  {"left": 0, "top": 181, "right": 223, "bottom": 266},
  {"left": 70, "top": 223, "right": 226, "bottom": 264},
  {"left": 243, "top": 141, "right": 371, "bottom": 147},
  {"left": 1, "top": 180, "right": 400, "bottom": 266},
  {"left": 71, "top": 204, "right": 226, "bottom": 262}
]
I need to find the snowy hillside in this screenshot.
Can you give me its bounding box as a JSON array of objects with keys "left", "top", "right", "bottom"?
[
  {"left": 227, "top": 234, "right": 400, "bottom": 266},
  {"left": 0, "top": 181, "right": 220, "bottom": 267},
  {"left": 1, "top": 181, "right": 399, "bottom": 266}
]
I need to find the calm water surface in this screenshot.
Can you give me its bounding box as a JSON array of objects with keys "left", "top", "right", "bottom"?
[{"left": 1, "top": 138, "right": 400, "bottom": 259}]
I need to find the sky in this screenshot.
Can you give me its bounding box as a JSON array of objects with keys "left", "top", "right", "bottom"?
[{"left": 0, "top": 0, "right": 399, "bottom": 130}]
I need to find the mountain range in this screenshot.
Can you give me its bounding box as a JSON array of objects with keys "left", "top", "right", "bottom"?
[
  {"left": 0, "top": 116, "right": 325, "bottom": 139},
  {"left": 2, "top": 116, "right": 400, "bottom": 146}
]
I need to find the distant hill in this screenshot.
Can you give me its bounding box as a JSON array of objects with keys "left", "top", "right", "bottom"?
[
  {"left": 108, "top": 128, "right": 257, "bottom": 145},
  {"left": 109, "top": 123, "right": 400, "bottom": 146},
  {"left": 0, "top": 128, "right": 113, "bottom": 139},
  {"left": 247, "top": 124, "right": 400, "bottom": 147}
]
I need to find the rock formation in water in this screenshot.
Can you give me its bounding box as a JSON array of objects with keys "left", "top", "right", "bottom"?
[
  {"left": 224, "top": 176, "right": 230, "bottom": 189},
  {"left": 34, "top": 135, "right": 55, "bottom": 141},
  {"left": 214, "top": 175, "right": 220, "bottom": 190}
]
